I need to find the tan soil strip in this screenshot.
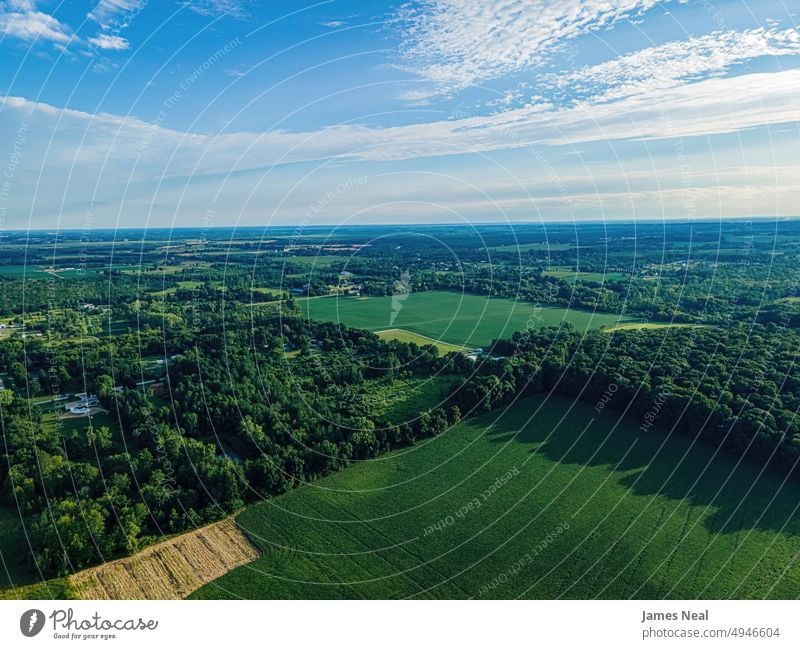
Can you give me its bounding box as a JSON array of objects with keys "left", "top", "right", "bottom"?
[{"left": 70, "top": 518, "right": 259, "bottom": 600}]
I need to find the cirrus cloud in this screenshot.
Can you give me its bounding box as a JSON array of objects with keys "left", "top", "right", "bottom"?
[
  {"left": 553, "top": 26, "right": 800, "bottom": 103},
  {"left": 395, "top": 0, "right": 686, "bottom": 99}
]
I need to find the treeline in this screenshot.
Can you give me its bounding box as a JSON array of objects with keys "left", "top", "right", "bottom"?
[
  {"left": 0, "top": 313, "right": 461, "bottom": 576},
  {"left": 457, "top": 324, "right": 800, "bottom": 477}
]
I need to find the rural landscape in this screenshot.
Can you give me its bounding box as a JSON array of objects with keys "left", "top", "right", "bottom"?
[
  {"left": 2, "top": 219, "right": 800, "bottom": 599},
  {"left": 1, "top": 5, "right": 799, "bottom": 643}
]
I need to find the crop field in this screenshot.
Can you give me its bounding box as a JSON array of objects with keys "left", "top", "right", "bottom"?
[
  {"left": 71, "top": 519, "right": 258, "bottom": 600},
  {"left": 375, "top": 328, "right": 468, "bottom": 354},
  {"left": 300, "top": 291, "right": 636, "bottom": 348},
  {"left": 193, "top": 394, "right": 800, "bottom": 599}
]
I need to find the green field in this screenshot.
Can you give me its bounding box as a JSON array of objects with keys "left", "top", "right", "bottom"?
[
  {"left": 0, "top": 265, "right": 98, "bottom": 279},
  {"left": 0, "top": 265, "right": 52, "bottom": 279},
  {"left": 543, "top": 269, "right": 627, "bottom": 283},
  {"left": 150, "top": 280, "right": 204, "bottom": 297},
  {"left": 375, "top": 329, "right": 468, "bottom": 354},
  {"left": 193, "top": 394, "right": 800, "bottom": 599},
  {"left": 602, "top": 323, "right": 708, "bottom": 332},
  {"left": 300, "top": 291, "right": 636, "bottom": 348},
  {"left": 363, "top": 376, "right": 459, "bottom": 422}
]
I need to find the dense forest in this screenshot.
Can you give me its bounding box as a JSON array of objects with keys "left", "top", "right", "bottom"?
[{"left": 0, "top": 310, "right": 463, "bottom": 575}]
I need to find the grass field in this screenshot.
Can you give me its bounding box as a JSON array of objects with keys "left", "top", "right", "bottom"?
[
  {"left": 602, "top": 323, "right": 707, "bottom": 332},
  {"left": 375, "top": 329, "right": 468, "bottom": 354},
  {"left": 0, "top": 265, "right": 99, "bottom": 279},
  {"left": 363, "top": 376, "right": 459, "bottom": 423},
  {"left": 150, "top": 280, "right": 204, "bottom": 297},
  {"left": 544, "top": 269, "right": 627, "bottom": 283},
  {"left": 40, "top": 411, "right": 118, "bottom": 438},
  {"left": 0, "top": 265, "right": 52, "bottom": 279},
  {"left": 193, "top": 394, "right": 800, "bottom": 599},
  {"left": 300, "top": 291, "right": 636, "bottom": 348}
]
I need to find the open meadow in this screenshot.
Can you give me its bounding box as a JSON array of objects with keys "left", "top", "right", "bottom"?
[{"left": 300, "top": 291, "right": 637, "bottom": 348}]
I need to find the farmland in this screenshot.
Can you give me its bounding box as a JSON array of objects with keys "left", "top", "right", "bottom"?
[
  {"left": 192, "top": 394, "right": 800, "bottom": 599},
  {"left": 374, "top": 329, "right": 467, "bottom": 354},
  {"left": 3, "top": 221, "right": 800, "bottom": 602},
  {"left": 71, "top": 519, "right": 258, "bottom": 600},
  {"left": 300, "top": 291, "right": 637, "bottom": 348}
]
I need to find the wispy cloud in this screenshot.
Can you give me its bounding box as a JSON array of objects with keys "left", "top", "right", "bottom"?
[
  {"left": 6, "top": 0, "right": 36, "bottom": 10},
  {"left": 395, "top": 0, "right": 684, "bottom": 100},
  {"left": 87, "top": 33, "right": 129, "bottom": 50},
  {"left": 2, "top": 68, "right": 798, "bottom": 179},
  {"left": 553, "top": 27, "right": 800, "bottom": 103},
  {"left": 182, "top": 0, "right": 247, "bottom": 20},
  {"left": 87, "top": 0, "right": 140, "bottom": 28}
]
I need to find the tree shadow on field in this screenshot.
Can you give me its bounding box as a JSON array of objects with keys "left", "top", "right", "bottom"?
[{"left": 485, "top": 395, "right": 800, "bottom": 537}]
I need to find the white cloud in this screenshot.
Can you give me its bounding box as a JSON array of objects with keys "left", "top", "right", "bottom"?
[
  {"left": 320, "top": 20, "right": 346, "bottom": 28},
  {"left": 87, "top": 0, "right": 140, "bottom": 27},
  {"left": 87, "top": 33, "right": 129, "bottom": 50},
  {"left": 1, "top": 68, "right": 798, "bottom": 180},
  {"left": 1, "top": 66, "right": 798, "bottom": 227},
  {"left": 395, "top": 0, "right": 684, "bottom": 99},
  {"left": 182, "top": 0, "right": 246, "bottom": 19},
  {"left": 6, "top": 0, "right": 36, "bottom": 10},
  {"left": 0, "top": 7, "right": 71, "bottom": 43},
  {"left": 554, "top": 27, "right": 800, "bottom": 102}
]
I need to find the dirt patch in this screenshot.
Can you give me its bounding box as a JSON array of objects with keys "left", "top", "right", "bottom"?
[{"left": 70, "top": 518, "right": 258, "bottom": 600}]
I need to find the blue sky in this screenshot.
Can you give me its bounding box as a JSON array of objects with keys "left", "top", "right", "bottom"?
[{"left": 0, "top": 0, "right": 798, "bottom": 230}]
